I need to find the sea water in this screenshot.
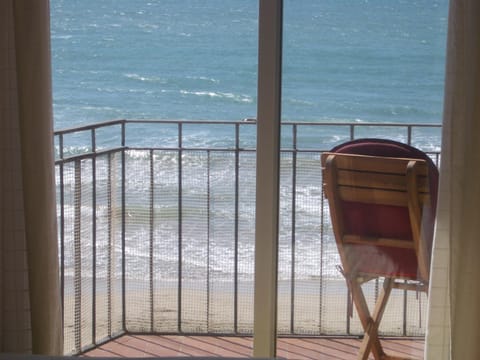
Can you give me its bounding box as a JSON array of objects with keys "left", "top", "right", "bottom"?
[
  {"left": 51, "top": 0, "right": 449, "bottom": 281},
  {"left": 51, "top": 0, "right": 448, "bottom": 130}
]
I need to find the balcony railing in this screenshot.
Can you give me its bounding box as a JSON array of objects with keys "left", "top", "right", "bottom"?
[{"left": 54, "top": 119, "right": 441, "bottom": 354}]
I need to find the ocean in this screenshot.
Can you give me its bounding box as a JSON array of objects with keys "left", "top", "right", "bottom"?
[
  {"left": 50, "top": 0, "right": 448, "bottom": 131},
  {"left": 52, "top": 0, "right": 448, "bottom": 282}
]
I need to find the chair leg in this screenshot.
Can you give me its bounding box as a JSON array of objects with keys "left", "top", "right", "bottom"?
[{"left": 350, "top": 277, "right": 394, "bottom": 360}]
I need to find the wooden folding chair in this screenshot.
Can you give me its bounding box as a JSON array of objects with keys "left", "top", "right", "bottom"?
[{"left": 321, "top": 139, "right": 438, "bottom": 360}]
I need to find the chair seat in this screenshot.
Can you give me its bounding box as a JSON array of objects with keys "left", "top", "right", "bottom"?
[
  {"left": 342, "top": 201, "right": 419, "bottom": 279},
  {"left": 345, "top": 244, "right": 419, "bottom": 279}
]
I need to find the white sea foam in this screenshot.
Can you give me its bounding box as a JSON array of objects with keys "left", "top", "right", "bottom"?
[
  {"left": 52, "top": 34, "right": 73, "bottom": 40},
  {"left": 186, "top": 76, "right": 220, "bottom": 83},
  {"left": 180, "top": 90, "right": 253, "bottom": 103},
  {"left": 124, "top": 73, "right": 166, "bottom": 83}
]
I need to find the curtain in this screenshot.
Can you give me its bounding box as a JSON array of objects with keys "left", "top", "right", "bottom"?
[
  {"left": 0, "top": 0, "right": 63, "bottom": 355},
  {"left": 425, "top": 0, "right": 480, "bottom": 358}
]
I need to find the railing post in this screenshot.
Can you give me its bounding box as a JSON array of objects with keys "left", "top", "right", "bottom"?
[
  {"left": 290, "top": 124, "right": 297, "bottom": 334},
  {"left": 234, "top": 123, "right": 240, "bottom": 333},
  {"left": 74, "top": 159, "right": 82, "bottom": 353},
  {"left": 149, "top": 149, "right": 155, "bottom": 332},
  {"left": 206, "top": 150, "right": 211, "bottom": 331},
  {"left": 346, "top": 288, "right": 352, "bottom": 335},
  {"left": 107, "top": 154, "right": 113, "bottom": 337},
  {"left": 91, "top": 129, "right": 97, "bottom": 344},
  {"left": 403, "top": 280, "right": 408, "bottom": 336},
  {"left": 121, "top": 122, "right": 126, "bottom": 331},
  {"left": 177, "top": 122, "right": 183, "bottom": 333},
  {"left": 59, "top": 134, "right": 65, "bottom": 326},
  {"left": 319, "top": 175, "right": 325, "bottom": 333}
]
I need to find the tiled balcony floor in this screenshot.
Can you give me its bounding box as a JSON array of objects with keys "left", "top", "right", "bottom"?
[{"left": 83, "top": 335, "right": 424, "bottom": 359}]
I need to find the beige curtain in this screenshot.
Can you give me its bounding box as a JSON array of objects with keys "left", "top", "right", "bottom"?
[
  {"left": 0, "top": 0, "right": 63, "bottom": 355},
  {"left": 425, "top": 0, "right": 480, "bottom": 358}
]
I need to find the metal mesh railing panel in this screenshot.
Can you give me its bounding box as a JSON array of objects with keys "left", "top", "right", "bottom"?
[
  {"left": 59, "top": 161, "right": 77, "bottom": 354},
  {"left": 152, "top": 150, "right": 180, "bottom": 332},
  {"left": 59, "top": 152, "right": 124, "bottom": 354},
  {"left": 290, "top": 153, "right": 326, "bottom": 334},
  {"left": 205, "top": 152, "right": 237, "bottom": 333},
  {"left": 404, "top": 287, "right": 428, "bottom": 336},
  {"left": 179, "top": 150, "right": 210, "bottom": 332},
  {"left": 60, "top": 159, "right": 95, "bottom": 352},
  {"left": 235, "top": 152, "right": 256, "bottom": 334},
  {"left": 93, "top": 153, "right": 123, "bottom": 342},
  {"left": 277, "top": 152, "right": 294, "bottom": 334},
  {"left": 123, "top": 150, "right": 156, "bottom": 332}
]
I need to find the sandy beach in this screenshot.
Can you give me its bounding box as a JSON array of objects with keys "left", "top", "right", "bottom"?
[{"left": 62, "top": 277, "right": 427, "bottom": 354}]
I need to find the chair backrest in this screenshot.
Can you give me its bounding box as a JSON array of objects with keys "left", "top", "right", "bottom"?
[{"left": 321, "top": 139, "right": 438, "bottom": 283}]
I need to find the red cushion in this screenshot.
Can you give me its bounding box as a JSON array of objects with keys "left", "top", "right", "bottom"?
[{"left": 343, "top": 201, "right": 413, "bottom": 240}]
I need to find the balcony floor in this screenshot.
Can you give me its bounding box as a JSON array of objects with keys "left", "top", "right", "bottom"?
[{"left": 83, "top": 335, "right": 424, "bottom": 359}]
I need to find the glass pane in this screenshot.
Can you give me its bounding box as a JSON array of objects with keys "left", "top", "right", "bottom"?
[
  {"left": 51, "top": 0, "right": 259, "bottom": 352},
  {"left": 281, "top": 0, "right": 447, "bottom": 357}
]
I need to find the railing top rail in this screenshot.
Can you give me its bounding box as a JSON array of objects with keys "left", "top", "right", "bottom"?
[
  {"left": 54, "top": 146, "right": 126, "bottom": 164},
  {"left": 54, "top": 119, "right": 128, "bottom": 135},
  {"left": 54, "top": 118, "right": 442, "bottom": 136},
  {"left": 54, "top": 119, "right": 442, "bottom": 164},
  {"left": 282, "top": 121, "right": 441, "bottom": 127}
]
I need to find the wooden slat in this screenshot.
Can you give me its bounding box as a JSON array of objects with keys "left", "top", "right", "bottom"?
[
  {"left": 338, "top": 186, "right": 409, "bottom": 206},
  {"left": 338, "top": 185, "right": 430, "bottom": 206},
  {"left": 336, "top": 169, "right": 429, "bottom": 193},
  {"left": 343, "top": 235, "right": 415, "bottom": 249},
  {"left": 321, "top": 152, "right": 429, "bottom": 176},
  {"left": 392, "top": 282, "right": 428, "bottom": 292}
]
